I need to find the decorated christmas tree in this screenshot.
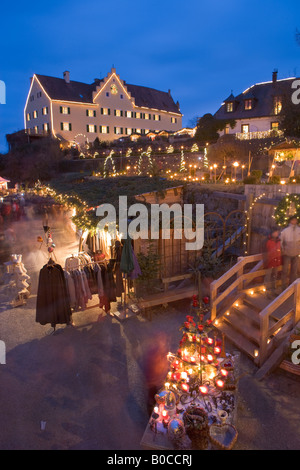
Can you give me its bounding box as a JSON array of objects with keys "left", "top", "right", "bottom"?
[
  {"left": 149, "top": 295, "right": 238, "bottom": 450},
  {"left": 165, "top": 297, "right": 229, "bottom": 402}
]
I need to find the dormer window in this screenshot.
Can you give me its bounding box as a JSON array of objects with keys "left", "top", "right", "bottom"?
[
  {"left": 244, "top": 99, "right": 252, "bottom": 110},
  {"left": 226, "top": 102, "right": 233, "bottom": 112},
  {"left": 273, "top": 96, "right": 282, "bottom": 115}
]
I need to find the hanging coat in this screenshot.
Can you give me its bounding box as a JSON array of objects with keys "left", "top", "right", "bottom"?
[
  {"left": 36, "top": 261, "right": 72, "bottom": 327},
  {"left": 120, "top": 237, "right": 134, "bottom": 274},
  {"left": 114, "top": 240, "right": 124, "bottom": 297}
]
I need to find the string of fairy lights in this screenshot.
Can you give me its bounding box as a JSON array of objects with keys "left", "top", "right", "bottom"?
[
  {"left": 244, "top": 192, "right": 266, "bottom": 255},
  {"left": 137, "top": 146, "right": 153, "bottom": 175}
]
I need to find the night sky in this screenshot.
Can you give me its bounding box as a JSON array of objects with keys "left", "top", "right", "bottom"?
[{"left": 1, "top": 0, "right": 300, "bottom": 153}]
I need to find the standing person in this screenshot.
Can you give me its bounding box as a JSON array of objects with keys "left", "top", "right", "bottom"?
[
  {"left": 141, "top": 332, "right": 169, "bottom": 416},
  {"left": 264, "top": 228, "right": 282, "bottom": 297},
  {"left": 281, "top": 216, "right": 300, "bottom": 290}
]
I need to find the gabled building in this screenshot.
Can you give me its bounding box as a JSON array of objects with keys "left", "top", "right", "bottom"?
[
  {"left": 215, "top": 70, "right": 293, "bottom": 140},
  {"left": 24, "top": 68, "right": 182, "bottom": 145}
]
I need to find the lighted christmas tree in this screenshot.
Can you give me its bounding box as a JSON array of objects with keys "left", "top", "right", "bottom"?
[
  {"left": 180, "top": 150, "right": 186, "bottom": 172},
  {"left": 164, "top": 297, "right": 232, "bottom": 403}
]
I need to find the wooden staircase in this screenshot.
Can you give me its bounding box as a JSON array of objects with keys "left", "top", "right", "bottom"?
[{"left": 210, "top": 254, "right": 300, "bottom": 373}]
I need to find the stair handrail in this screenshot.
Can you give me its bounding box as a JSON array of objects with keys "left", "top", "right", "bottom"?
[
  {"left": 258, "top": 279, "right": 300, "bottom": 366},
  {"left": 210, "top": 253, "right": 265, "bottom": 320}
]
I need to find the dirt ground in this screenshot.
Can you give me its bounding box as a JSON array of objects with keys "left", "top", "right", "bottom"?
[{"left": 0, "top": 209, "right": 299, "bottom": 450}]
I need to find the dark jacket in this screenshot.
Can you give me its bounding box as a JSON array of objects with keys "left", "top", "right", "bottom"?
[{"left": 36, "top": 261, "right": 72, "bottom": 327}]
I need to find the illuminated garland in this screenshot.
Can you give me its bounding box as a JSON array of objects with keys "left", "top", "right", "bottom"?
[
  {"left": 180, "top": 150, "right": 186, "bottom": 172},
  {"left": 273, "top": 193, "right": 300, "bottom": 227},
  {"left": 137, "top": 148, "right": 153, "bottom": 175},
  {"left": 244, "top": 192, "right": 266, "bottom": 255},
  {"left": 29, "top": 182, "right": 98, "bottom": 234},
  {"left": 103, "top": 150, "right": 116, "bottom": 178},
  {"left": 167, "top": 145, "right": 174, "bottom": 154},
  {"left": 191, "top": 143, "right": 199, "bottom": 153}
]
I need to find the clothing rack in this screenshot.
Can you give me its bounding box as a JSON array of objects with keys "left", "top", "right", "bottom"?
[{"left": 64, "top": 254, "right": 115, "bottom": 312}]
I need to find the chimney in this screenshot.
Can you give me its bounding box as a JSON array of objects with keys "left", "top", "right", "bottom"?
[
  {"left": 63, "top": 71, "right": 70, "bottom": 83},
  {"left": 272, "top": 69, "right": 278, "bottom": 83}
]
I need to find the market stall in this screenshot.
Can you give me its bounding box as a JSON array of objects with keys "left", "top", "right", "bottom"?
[{"left": 141, "top": 297, "right": 239, "bottom": 451}]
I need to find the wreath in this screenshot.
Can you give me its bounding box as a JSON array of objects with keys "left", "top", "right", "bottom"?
[{"left": 274, "top": 194, "right": 300, "bottom": 227}]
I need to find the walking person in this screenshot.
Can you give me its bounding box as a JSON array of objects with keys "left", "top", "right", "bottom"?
[
  {"left": 280, "top": 216, "right": 300, "bottom": 290},
  {"left": 264, "top": 228, "right": 282, "bottom": 297}
]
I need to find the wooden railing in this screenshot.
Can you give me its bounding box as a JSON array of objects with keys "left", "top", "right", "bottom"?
[
  {"left": 210, "top": 253, "right": 266, "bottom": 320},
  {"left": 210, "top": 253, "right": 299, "bottom": 366},
  {"left": 258, "top": 279, "right": 300, "bottom": 366}
]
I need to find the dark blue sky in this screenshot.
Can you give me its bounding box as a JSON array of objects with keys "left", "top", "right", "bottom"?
[{"left": 1, "top": 0, "right": 300, "bottom": 153}]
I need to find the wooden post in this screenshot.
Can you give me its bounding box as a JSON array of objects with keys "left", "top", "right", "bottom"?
[
  {"left": 294, "top": 280, "right": 300, "bottom": 324},
  {"left": 237, "top": 256, "right": 244, "bottom": 292},
  {"left": 259, "top": 312, "right": 269, "bottom": 366},
  {"left": 210, "top": 281, "right": 217, "bottom": 321}
]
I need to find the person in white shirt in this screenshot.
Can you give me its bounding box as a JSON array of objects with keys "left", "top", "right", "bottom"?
[{"left": 280, "top": 216, "right": 300, "bottom": 290}]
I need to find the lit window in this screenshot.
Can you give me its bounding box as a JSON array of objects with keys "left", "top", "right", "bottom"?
[
  {"left": 274, "top": 97, "right": 282, "bottom": 115},
  {"left": 33, "top": 110, "right": 38, "bottom": 118},
  {"left": 136, "top": 112, "right": 141, "bottom": 119},
  {"left": 61, "top": 122, "right": 72, "bottom": 131},
  {"left": 242, "top": 124, "right": 249, "bottom": 134},
  {"left": 27, "top": 113, "right": 31, "bottom": 121},
  {"left": 144, "top": 113, "right": 150, "bottom": 120},
  {"left": 87, "top": 109, "right": 96, "bottom": 117},
  {"left": 114, "top": 127, "right": 123, "bottom": 135},
  {"left": 153, "top": 114, "right": 160, "bottom": 121},
  {"left": 100, "top": 126, "right": 109, "bottom": 134},
  {"left": 60, "top": 106, "right": 70, "bottom": 114},
  {"left": 87, "top": 124, "right": 96, "bottom": 133},
  {"left": 115, "top": 109, "right": 122, "bottom": 117},
  {"left": 101, "top": 107, "right": 110, "bottom": 115},
  {"left": 225, "top": 124, "right": 230, "bottom": 134},
  {"left": 271, "top": 122, "right": 279, "bottom": 131},
  {"left": 126, "top": 128, "right": 132, "bottom": 135},
  {"left": 42, "top": 107, "right": 48, "bottom": 115},
  {"left": 171, "top": 117, "right": 177, "bottom": 123},
  {"left": 226, "top": 102, "right": 233, "bottom": 112},
  {"left": 244, "top": 99, "right": 252, "bottom": 110},
  {"left": 125, "top": 111, "right": 131, "bottom": 118},
  {"left": 34, "top": 126, "right": 38, "bottom": 133},
  {"left": 43, "top": 123, "right": 49, "bottom": 131}
]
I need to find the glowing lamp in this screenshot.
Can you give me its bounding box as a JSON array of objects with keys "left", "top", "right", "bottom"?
[
  {"left": 207, "top": 354, "right": 214, "bottom": 362},
  {"left": 199, "top": 385, "right": 208, "bottom": 394},
  {"left": 216, "top": 379, "right": 224, "bottom": 388},
  {"left": 190, "top": 356, "right": 196, "bottom": 363},
  {"left": 181, "top": 372, "right": 188, "bottom": 380},
  {"left": 214, "top": 346, "right": 221, "bottom": 355},
  {"left": 207, "top": 338, "right": 213, "bottom": 345},
  {"left": 220, "top": 369, "right": 228, "bottom": 377},
  {"left": 181, "top": 383, "right": 189, "bottom": 392}
]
